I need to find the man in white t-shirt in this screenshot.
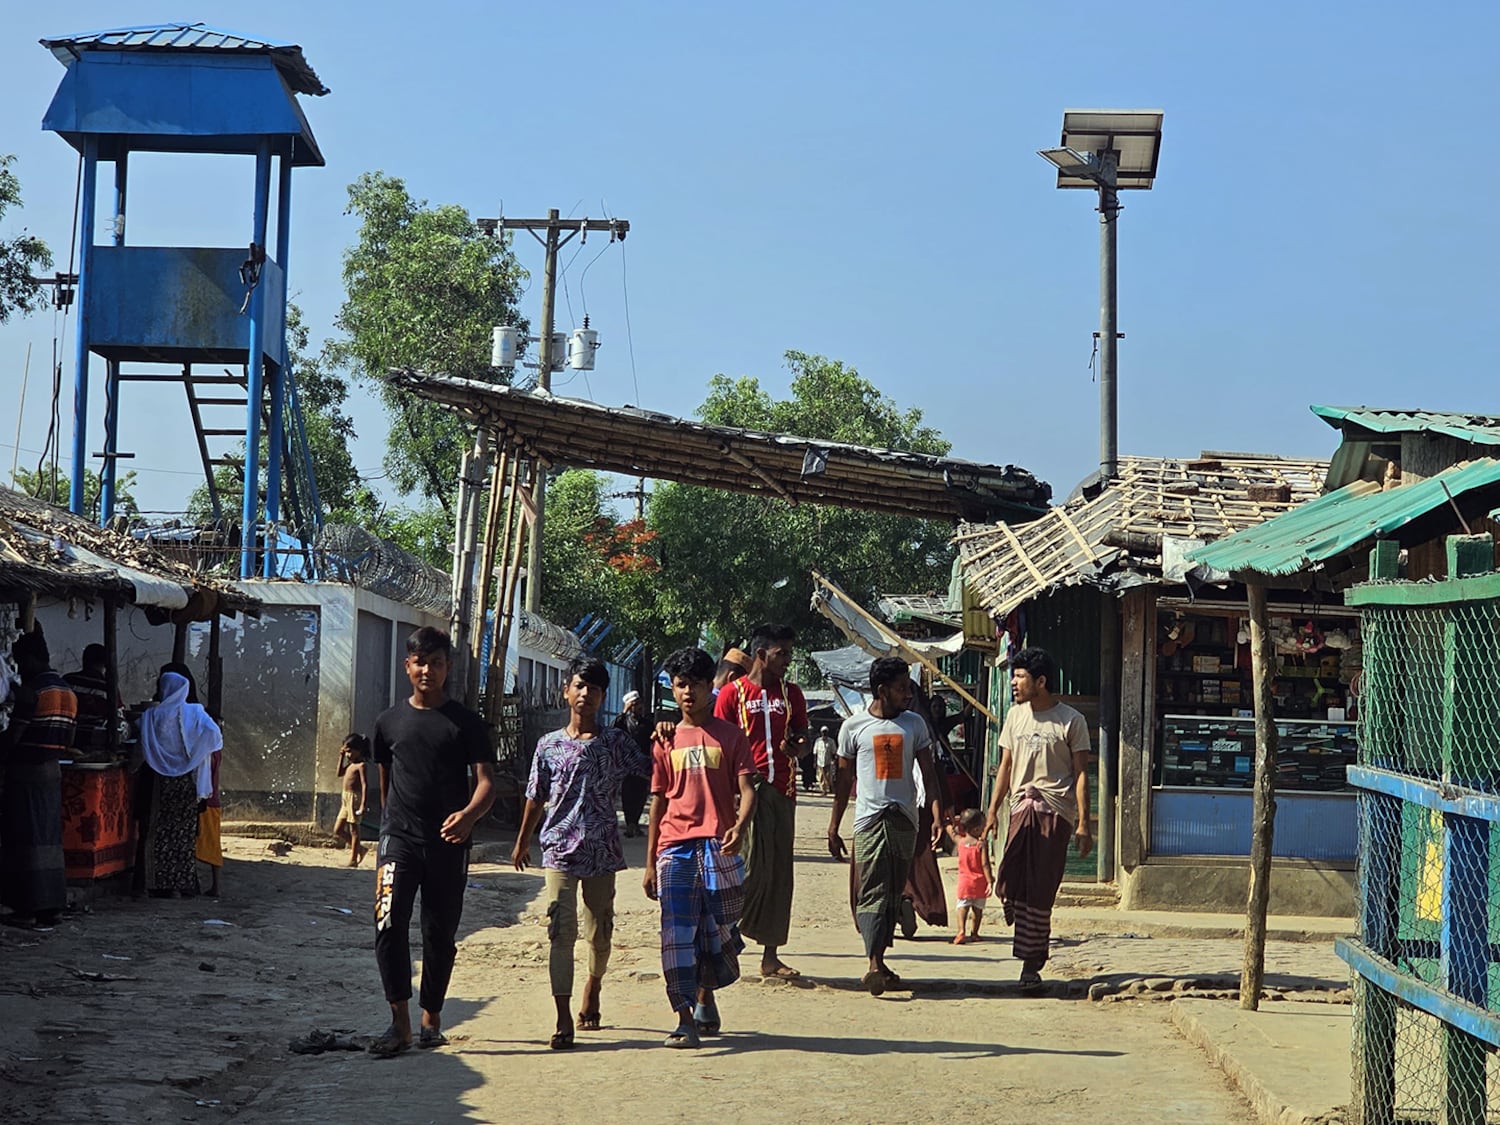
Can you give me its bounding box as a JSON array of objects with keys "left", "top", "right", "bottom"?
[
  {"left": 827, "top": 657, "right": 943, "bottom": 996},
  {"left": 984, "top": 647, "right": 1092, "bottom": 986}
]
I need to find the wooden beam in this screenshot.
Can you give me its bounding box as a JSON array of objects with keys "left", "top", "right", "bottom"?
[
  {"left": 810, "top": 570, "right": 995, "bottom": 722},
  {"left": 720, "top": 443, "right": 798, "bottom": 506},
  {"left": 1241, "top": 580, "right": 1280, "bottom": 1011},
  {"left": 1118, "top": 587, "right": 1149, "bottom": 868}
]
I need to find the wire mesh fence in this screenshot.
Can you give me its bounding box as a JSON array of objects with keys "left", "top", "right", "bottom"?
[
  {"left": 1359, "top": 601, "right": 1500, "bottom": 788},
  {"left": 1349, "top": 594, "right": 1500, "bottom": 1124}
]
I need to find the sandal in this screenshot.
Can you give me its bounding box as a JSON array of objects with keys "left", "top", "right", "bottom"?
[
  {"left": 288, "top": 1029, "right": 337, "bottom": 1055},
  {"left": 575, "top": 1010, "right": 601, "bottom": 1031},
  {"left": 417, "top": 1027, "right": 449, "bottom": 1049},
  {"left": 549, "top": 1029, "right": 575, "bottom": 1051},
  {"left": 880, "top": 969, "right": 904, "bottom": 989},
  {"left": 367, "top": 1026, "right": 411, "bottom": 1058},
  {"left": 664, "top": 1023, "right": 701, "bottom": 1049},
  {"left": 759, "top": 964, "right": 801, "bottom": 979},
  {"left": 692, "top": 1001, "right": 721, "bottom": 1036},
  {"left": 861, "top": 970, "right": 887, "bottom": 997}
]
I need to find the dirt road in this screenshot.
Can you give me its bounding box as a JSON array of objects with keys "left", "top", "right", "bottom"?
[{"left": 0, "top": 796, "right": 1272, "bottom": 1124}]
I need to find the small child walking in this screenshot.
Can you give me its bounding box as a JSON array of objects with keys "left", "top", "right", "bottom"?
[
  {"left": 335, "top": 734, "right": 369, "bottom": 867},
  {"left": 948, "top": 808, "right": 994, "bottom": 944}
]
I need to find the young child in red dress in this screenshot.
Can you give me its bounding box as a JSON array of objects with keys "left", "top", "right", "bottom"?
[{"left": 947, "top": 808, "right": 993, "bottom": 944}]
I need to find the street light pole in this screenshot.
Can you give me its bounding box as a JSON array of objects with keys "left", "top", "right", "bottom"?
[
  {"left": 1097, "top": 151, "right": 1120, "bottom": 482},
  {"left": 526, "top": 208, "right": 562, "bottom": 613}
]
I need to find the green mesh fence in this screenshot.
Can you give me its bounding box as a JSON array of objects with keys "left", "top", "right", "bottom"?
[{"left": 1350, "top": 597, "right": 1500, "bottom": 1124}]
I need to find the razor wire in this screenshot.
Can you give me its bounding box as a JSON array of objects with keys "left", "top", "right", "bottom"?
[{"left": 313, "top": 522, "right": 452, "bottom": 617}]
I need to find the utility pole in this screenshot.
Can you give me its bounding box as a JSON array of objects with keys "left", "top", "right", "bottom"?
[{"left": 474, "top": 211, "right": 629, "bottom": 613}]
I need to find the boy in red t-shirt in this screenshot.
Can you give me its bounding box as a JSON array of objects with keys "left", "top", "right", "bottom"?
[
  {"left": 712, "top": 622, "right": 808, "bottom": 978},
  {"left": 644, "top": 647, "right": 757, "bottom": 1048}
]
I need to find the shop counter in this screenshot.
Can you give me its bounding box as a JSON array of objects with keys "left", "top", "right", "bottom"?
[{"left": 61, "top": 762, "right": 134, "bottom": 881}]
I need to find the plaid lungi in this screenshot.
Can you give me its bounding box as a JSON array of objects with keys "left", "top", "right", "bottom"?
[
  {"left": 996, "top": 786, "right": 1072, "bottom": 972},
  {"left": 852, "top": 807, "right": 918, "bottom": 959},
  {"left": 657, "top": 837, "right": 746, "bottom": 1014}
]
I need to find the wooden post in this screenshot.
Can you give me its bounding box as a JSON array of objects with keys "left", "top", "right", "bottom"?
[
  {"left": 1118, "top": 587, "right": 1149, "bottom": 869},
  {"left": 102, "top": 595, "right": 119, "bottom": 752},
  {"left": 172, "top": 619, "right": 188, "bottom": 664},
  {"left": 19, "top": 592, "right": 36, "bottom": 631},
  {"left": 1241, "top": 580, "right": 1280, "bottom": 1010},
  {"left": 488, "top": 458, "right": 529, "bottom": 725},
  {"left": 207, "top": 612, "right": 224, "bottom": 724},
  {"left": 467, "top": 445, "right": 509, "bottom": 706}
]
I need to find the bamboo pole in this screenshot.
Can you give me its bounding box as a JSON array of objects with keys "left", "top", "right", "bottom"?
[
  {"left": 1240, "top": 580, "right": 1279, "bottom": 1010},
  {"left": 810, "top": 570, "right": 996, "bottom": 722},
  {"left": 467, "top": 446, "right": 509, "bottom": 703},
  {"left": 485, "top": 456, "right": 526, "bottom": 724}
]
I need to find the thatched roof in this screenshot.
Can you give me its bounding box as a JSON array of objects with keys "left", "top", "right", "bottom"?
[
  {"left": 0, "top": 487, "right": 257, "bottom": 616},
  {"left": 956, "top": 453, "right": 1328, "bottom": 621},
  {"left": 388, "top": 371, "right": 1051, "bottom": 522}
]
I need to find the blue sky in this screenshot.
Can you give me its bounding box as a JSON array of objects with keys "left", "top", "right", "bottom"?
[{"left": 2, "top": 1, "right": 1497, "bottom": 515}]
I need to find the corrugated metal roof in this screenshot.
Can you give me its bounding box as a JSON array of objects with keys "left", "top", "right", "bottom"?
[
  {"left": 1312, "top": 405, "right": 1500, "bottom": 447},
  {"left": 41, "top": 23, "right": 328, "bottom": 96},
  {"left": 1186, "top": 458, "right": 1500, "bottom": 578}
]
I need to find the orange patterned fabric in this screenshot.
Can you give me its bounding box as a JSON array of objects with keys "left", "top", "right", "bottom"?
[{"left": 61, "top": 766, "right": 133, "bottom": 880}]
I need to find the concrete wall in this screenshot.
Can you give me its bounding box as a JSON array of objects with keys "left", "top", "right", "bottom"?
[
  {"left": 1119, "top": 856, "right": 1356, "bottom": 917},
  {"left": 240, "top": 582, "right": 447, "bottom": 827}
]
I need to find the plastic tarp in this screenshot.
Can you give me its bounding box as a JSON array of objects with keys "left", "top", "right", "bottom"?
[
  {"left": 64, "top": 542, "right": 190, "bottom": 609},
  {"left": 811, "top": 581, "right": 965, "bottom": 661}
]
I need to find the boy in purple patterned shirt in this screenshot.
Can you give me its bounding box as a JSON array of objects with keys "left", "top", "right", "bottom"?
[{"left": 512, "top": 655, "right": 649, "bottom": 1050}]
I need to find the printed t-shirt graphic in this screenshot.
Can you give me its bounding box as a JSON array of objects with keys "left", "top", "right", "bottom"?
[
  {"left": 650, "top": 716, "right": 756, "bottom": 845},
  {"left": 713, "top": 677, "right": 808, "bottom": 798},
  {"left": 838, "top": 708, "right": 932, "bottom": 831}
]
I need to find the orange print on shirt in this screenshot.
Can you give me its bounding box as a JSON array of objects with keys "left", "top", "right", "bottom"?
[{"left": 873, "top": 733, "right": 904, "bottom": 780}]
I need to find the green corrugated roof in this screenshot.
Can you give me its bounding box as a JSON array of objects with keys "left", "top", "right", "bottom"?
[
  {"left": 1313, "top": 405, "right": 1500, "bottom": 446},
  {"left": 1186, "top": 458, "right": 1500, "bottom": 578}
]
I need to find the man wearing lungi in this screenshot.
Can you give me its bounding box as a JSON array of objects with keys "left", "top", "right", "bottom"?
[
  {"left": 643, "top": 647, "right": 757, "bottom": 1048},
  {"left": 985, "top": 647, "right": 1092, "bottom": 986},
  {"left": 827, "top": 657, "right": 943, "bottom": 996},
  {"left": 713, "top": 623, "right": 808, "bottom": 979}
]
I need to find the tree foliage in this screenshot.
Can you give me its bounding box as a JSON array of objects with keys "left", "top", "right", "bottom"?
[
  {"left": 0, "top": 155, "right": 52, "bottom": 324},
  {"left": 647, "top": 351, "right": 956, "bottom": 657},
  {"left": 331, "top": 172, "right": 526, "bottom": 515},
  {"left": 14, "top": 466, "right": 138, "bottom": 521}
]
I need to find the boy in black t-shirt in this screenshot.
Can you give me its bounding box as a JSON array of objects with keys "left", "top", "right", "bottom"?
[{"left": 369, "top": 627, "right": 496, "bottom": 1057}]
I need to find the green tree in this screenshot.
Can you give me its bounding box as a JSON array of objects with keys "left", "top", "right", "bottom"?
[
  {"left": 330, "top": 172, "right": 526, "bottom": 517},
  {"left": 538, "top": 470, "right": 663, "bottom": 642},
  {"left": 13, "top": 466, "right": 138, "bottom": 521},
  {"left": 0, "top": 154, "right": 52, "bottom": 324},
  {"left": 648, "top": 351, "right": 955, "bottom": 658},
  {"left": 187, "top": 304, "right": 377, "bottom": 527}
]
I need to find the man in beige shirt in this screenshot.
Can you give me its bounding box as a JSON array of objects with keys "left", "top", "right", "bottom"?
[{"left": 985, "top": 647, "right": 1091, "bottom": 986}]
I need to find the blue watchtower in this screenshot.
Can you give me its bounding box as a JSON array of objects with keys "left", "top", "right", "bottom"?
[{"left": 40, "top": 22, "right": 328, "bottom": 577}]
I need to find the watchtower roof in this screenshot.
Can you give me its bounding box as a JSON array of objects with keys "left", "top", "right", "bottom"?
[
  {"left": 40, "top": 22, "right": 327, "bottom": 165},
  {"left": 42, "top": 22, "right": 328, "bottom": 95}
]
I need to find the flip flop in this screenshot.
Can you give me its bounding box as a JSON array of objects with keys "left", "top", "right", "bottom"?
[
  {"left": 692, "top": 1001, "right": 721, "bottom": 1035},
  {"left": 367, "top": 1027, "right": 411, "bottom": 1058},
  {"left": 760, "top": 964, "right": 801, "bottom": 979},
  {"left": 664, "top": 1023, "right": 701, "bottom": 1049},
  {"left": 861, "top": 970, "right": 887, "bottom": 997},
  {"left": 575, "top": 1010, "right": 601, "bottom": 1031},
  {"left": 417, "top": 1027, "right": 449, "bottom": 1049},
  {"left": 549, "top": 1029, "right": 575, "bottom": 1051},
  {"left": 288, "top": 1029, "right": 337, "bottom": 1055}
]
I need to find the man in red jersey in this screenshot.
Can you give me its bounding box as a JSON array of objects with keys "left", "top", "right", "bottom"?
[{"left": 713, "top": 623, "right": 809, "bottom": 978}]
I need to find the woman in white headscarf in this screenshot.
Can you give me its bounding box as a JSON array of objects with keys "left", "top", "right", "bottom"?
[{"left": 138, "top": 666, "right": 221, "bottom": 897}]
